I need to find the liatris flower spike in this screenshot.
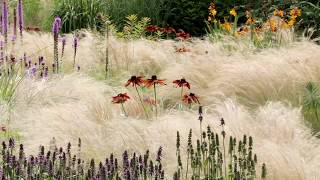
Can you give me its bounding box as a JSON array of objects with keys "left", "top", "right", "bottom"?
[
  {"left": 73, "top": 35, "right": 78, "bottom": 68},
  {"left": 2, "top": 1, "right": 9, "bottom": 43},
  {"left": 17, "top": 0, "right": 24, "bottom": 39},
  {"left": 52, "top": 17, "right": 61, "bottom": 73}
]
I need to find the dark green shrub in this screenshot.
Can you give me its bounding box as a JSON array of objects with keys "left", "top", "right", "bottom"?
[{"left": 159, "top": 0, "right": 212, "bottom": 36}]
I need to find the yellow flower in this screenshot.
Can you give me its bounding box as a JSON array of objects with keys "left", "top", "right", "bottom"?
[
  {"left": 230, "top": 8, "right": 237, "bottom": 17},
  {"left": 246, "top": 17, "right": 255, "bottom": 25},
  {"left": 287, "top": 18, "right": 296, "bottom": 28},
  {"left": 208, "top": 16, "right": 212, "bottom": 22},
  {"left": 290, "top": 7, "right": 301, "bottom": 18},
  {"left": 268, "top": 19, "right": 277, "bottom": 32},
  {"left": 210, "top": 9, "right": 217, "bottom": 17},
  {"left": 273, "top": 9, "right": 284, "bottom": 17},
  {"left": 223, "top": 22, "right": 232, "bottom": 32}
]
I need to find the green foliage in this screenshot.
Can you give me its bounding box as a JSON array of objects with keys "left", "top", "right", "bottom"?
[
  {"left": 303, "top": 82, "right": 320, "bottom": 133},
  {"left": 159, "top": 0, "right": 212, "bottom": 36},
  {"left": 295, "top": 1, "right": 320, "bottom": 39},
  {"left": 105, "top": 0, "right": 164, "bottom": 29},
  {"left": 50, "top": 0, "right": 108, "bottom": 33},
  {"left": 115, "top": 15, "right": 151, "bottom": 39},
  {"left": 0, "top": 69, "right": 23, "bottom": 104}
]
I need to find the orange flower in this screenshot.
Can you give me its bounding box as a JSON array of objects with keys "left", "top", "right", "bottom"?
[
  {"left": 112, "top": 93, "right": 130, "bottom": 104},
  {"left": 146, "top": 25, "right": 159, "bottom": 33},
  {"left": 290, "top": 7, "right": 301, "bottom": 18},
  {"left": 183, "top": 93, "right": 200, "bottom": 104},
  {"left": 173, "top": 78, "right": 191, "bottom": 89},
  {"left": 273, "top": 9, "right": 284, "bottom": 17},
  {"left": 125, "top": 76, "right": 145, "bottom": 87},
  {"left": 176, "top": 31, "right": 191, "bottom": 40},
  {"left": 144, "top": 75, "right": 166, "bottom": 88},
  {"left": 222, "top": 22, "right": 232, "bottom": 32},
  {"left": 230, "top": 8, "right": 237, "bottom": 17}
]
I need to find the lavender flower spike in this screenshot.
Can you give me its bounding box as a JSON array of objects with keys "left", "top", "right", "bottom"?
[
  {"left": 17, "top": 0, "right": 24, "bottom": 38},
  {"left": 52, "top": 17, "right": 61, "bottom": 35},
  {"left": 72, "top": 35, "right": 78, "bottom": 68},
  {"left": 52, "top": 17, "right": 61, "bottom": 73},
  {"left": 2, "top": 1, "right": 8, "bottom": 42}
]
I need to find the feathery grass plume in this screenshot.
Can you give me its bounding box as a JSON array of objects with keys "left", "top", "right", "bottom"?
[
  {"left": 144, "top": 75, "right": 166, "bottom": 118},
  {"left": 52, "top": 17, "right": 61, "bottom": 73},
  {"left": 2, "top": 1, "right": 8, "bottom": 44},
  {"left": 17, "top": 0, "right": 24, "bottom": 40},
  {"left": 72, "top": 34, "right": 78, "bottom": 68}
]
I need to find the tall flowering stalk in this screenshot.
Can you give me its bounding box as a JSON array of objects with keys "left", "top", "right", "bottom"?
[
  {"left": 52, "top": 17, "right": 61, "bottom": 73},
  {"left": 13, "top": 8, "right": 17, "bottom": 37},
  {"left": 144, "top": 75, "right": 166, "bottom": 118},
  {"left": 61, "top": 36, "right": 66, "bottom": 58},
  {"left": 2, "top": 1, "right": 8, "bottom": 44},
  {"left": 72, "top": 35, "right": 78, "bottom": 68},
  {"left": 17, "top": 0, "right": 24, "bottom": 40},
  {"left": 125, "top": 76, "right": 149, "bottom": 119}
]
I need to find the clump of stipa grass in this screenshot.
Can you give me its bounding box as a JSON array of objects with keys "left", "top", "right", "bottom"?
[
  {"left": 0, "top": 138, "right": 164, "bottom": 180},
  {"left": 174, "top": 107, "right": 266, "bottom": 180}
]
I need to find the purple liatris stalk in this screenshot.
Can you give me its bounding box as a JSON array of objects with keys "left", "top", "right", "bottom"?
[
  {"left": 61, "top": 36, "right": 66, "bottom": 58},
  {"left": 17, "top": 0, "right": 24, "bottom": 39},
  {"left": 13, "top": 8, "right": 17, "bottom": 37},
  {"left": 52, "top": 17, "right": 61, "bottom": 73},
  {"left": 72, "top": 35, "right": 78, "bottom": 68},
  {"left": 2, "top": 1, "right": 8, "bottom": 43}
]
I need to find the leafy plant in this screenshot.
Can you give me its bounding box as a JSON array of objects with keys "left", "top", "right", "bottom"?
[
  {"left": 50, "top": 0, "right": 108, "bottom": 33},
  {"left": 303, "top": 82, "right": 320, "bottom": 133},
  {"left": 159, "top": 0, "right": 212, "bottom": 36},
  {"left": 115, "top": 14, "right": 151, "bottom": 39}
]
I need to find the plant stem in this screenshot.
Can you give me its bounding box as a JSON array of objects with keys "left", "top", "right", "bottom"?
[
  {"left": 121, "top": 103, "right": 127, "bottom": 117},
  {"left": 154, "top": 83, "right": 157, "bottom": 118},
  {"left": 135, "top": 86, "right": 148, "bottom": 119},
  {"left": 105, "top": 23, "right": 109, "bottom": 79}
]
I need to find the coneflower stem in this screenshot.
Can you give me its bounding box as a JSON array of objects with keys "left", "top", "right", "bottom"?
[
  {"left": 180, "top": 87, "right": 183, "bottom": 99},
  {"left": 121, "top": 103, "right": 127, "bottom": 117},
  {"left": 135, "top": 86, "right": 148, "bottom": 119},
  {"left": 154, "top": 83, "right": 158, "bottom": 118}
]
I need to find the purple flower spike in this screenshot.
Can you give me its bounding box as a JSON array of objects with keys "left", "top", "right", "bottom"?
[
  {"left": 2, "top": 1, "right": 8, "bottom": 41},
  {"left": 18, "top": 0, "right": 24, "bottom": 37},
  {"left": 52, "top": 17, "right": 61, "bottom": 35}
]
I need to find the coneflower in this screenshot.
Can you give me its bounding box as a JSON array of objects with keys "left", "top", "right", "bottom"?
[
  {"left": 52, "top": 17, "right": 61, "bottom": 73},
  {"left": 2, "top": 1, "right": 8, "bottom": 44},
  {"left": 72, "top": 35, "right": 78, "bottom": 68},
  {"left": 17, "top": 0, "right": 24, "bottom": 40}
]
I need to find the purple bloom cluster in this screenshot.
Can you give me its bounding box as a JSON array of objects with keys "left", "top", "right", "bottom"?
[
  {"left": 2, "top": 1, "right": 8, "bottom": 41},
  {"left": 17, "top": 0, "right": 24, "bottom": 37},
  {"left": 0, "top": 139, "right": 164, "bottom": 179},
  {"left": 52, "top": 17, "right": 62, "bottom": 35}
]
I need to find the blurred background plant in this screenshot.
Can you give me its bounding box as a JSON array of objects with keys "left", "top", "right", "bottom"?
[{"left": 303, "top": 82, "right": 320, "bottom": 134}]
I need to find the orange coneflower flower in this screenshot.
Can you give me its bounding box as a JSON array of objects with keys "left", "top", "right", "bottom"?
[
  {"left": 176, "top": 30, "right": 191, "bottom": 40},
  {"left": 125, "top": 76, "right": 145, "bottom": 87},
  {"left": 146, "top": 25, "right": 159, "bottom": 33},
  {"left": 174, "top": 78, "right": 191, "bottom": 99},
  {"left": 112, "top": 93, "right": 130, "bottom": 116},
  {"left": 183, "top": 93, "right": 200, "bottom": 107},
  {"left": 173, "top": 78, "right": 191, "bottom": 89},
  {"left": 112, "top": 93, "right": 130, "bottom": 104},
  {"left": 144, "top": 75, "right": 166, "bottom": 88},
  {"left": 125, "top": 75, "right": 148, "bottom": 118},
  {"left": 144, "top": 75, "right": 166, "bottom": 118}
]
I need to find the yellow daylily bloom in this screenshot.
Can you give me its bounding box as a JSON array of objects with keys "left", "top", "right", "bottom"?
[{"left": 230, "top": 8, "right": 237, "bottom": 17}]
